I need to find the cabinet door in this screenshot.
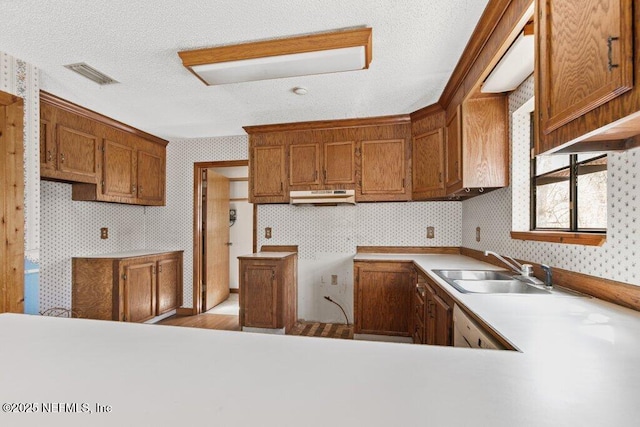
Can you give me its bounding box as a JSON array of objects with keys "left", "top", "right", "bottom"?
[
  {"left": 241, "top": 263, "right": 277, "bottom": 328},
  {"left": 39, "top": 105, "right": 56, "bottom": 174},
  {"left": 103, "top": 137, "right": 136, "bottom": 199},
  {"left": 445, "top": 106, "right": 462, "bottom": 192},
  {"left": 359, "top": 139, "right": 408, "bottom": 200},
  {"left": 538, "top": 0, "right": 633, "bottom": 135},
  {"left": 432, "top": 293, "right": 452, "bottom": 346},
  {"left": 424, "top": 285, "right": 437, "bottom": 345},
  {"left": 157, "top": 257, "right": 180, "bottom": 315},
  {"left": 137, "top": 149, "right": 165, "bottom": 204},
  {"left": 56, "top": 122, "right": 99, "bottom": 183},
  {"left": 252, "top": 145, "right": 286, "bottom": 201},
  {"left": 324, "top": 141, "right": 355, "bottom": 185},
  {"left": 289, "top": 143, "right": 320, "bottom": 187},
  {"left": 413, "top": 285, "right": 426, "bottom": 344},
  {"left": 354, "top": 263, "right": 413, "bottom": 336},
  {"left": 412, "top": 129, "right": 445, "bottom": 199},
  {"left": 123, "top": 261, "right": 156, "bottom": 323}
]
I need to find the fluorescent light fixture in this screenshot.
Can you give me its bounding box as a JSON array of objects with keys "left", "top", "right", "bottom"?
[
  {"left": 178, "top": 28, "right": 372, "bottom": 86},
  {"left": 481, "top": 30, "right": 534, "bottom": 93}
]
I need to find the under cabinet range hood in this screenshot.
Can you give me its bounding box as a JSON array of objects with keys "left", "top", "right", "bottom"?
[{"left": 290, "top": 190, "right": 356, "bottom": 205}]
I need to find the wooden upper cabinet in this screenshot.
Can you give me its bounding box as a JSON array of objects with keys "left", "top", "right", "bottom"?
[
  {"left": 137, "top": 148, "right": 164, "bottom": 204},
  {"left": 537, "top": 0, "right": 633, "bottom": 136},
  {"left": 443, "top": 95, "right": 508, "bottom": 197},
  {"left": 358, "top": 139, "right": 410, "bottom": 201},
  {"left": 40, "top": 101, "right": 99, "bottom": 184},
  {"left": 289, "top": 143, "right": 320, "bottom": 187},
  {"left": 251, "top": 145, "right": 287, "bottom": 203},
  {"left": 412, "top": 128, "right": 445, "bottom": 200},
  {"left": 445, "top": 105, "right": 462, "bottom": 192},
  {"left": 324, "top": 141, "right": 355, "bottom": 185}
]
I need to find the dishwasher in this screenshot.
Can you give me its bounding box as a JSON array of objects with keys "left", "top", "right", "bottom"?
[{"left": 453, "top": 304, "right": 505, "bottom": 350}]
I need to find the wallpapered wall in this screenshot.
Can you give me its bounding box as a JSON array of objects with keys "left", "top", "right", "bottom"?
[
  {"left": 461, "top": 76, "right": 640, "bottom": 286},
  {"left": 257, "top": 202, "right": 462, "bottom": 322},
  {"left": 145, "top": 136, "right": 249, "bottom": 307}
]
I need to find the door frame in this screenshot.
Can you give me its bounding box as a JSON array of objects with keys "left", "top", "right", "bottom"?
[{"left": 192, "top": 160, "right": 256, "bottom": 314}]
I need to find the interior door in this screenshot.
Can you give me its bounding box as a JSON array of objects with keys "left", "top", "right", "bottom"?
[{"left": 203, "top": 169, "right": 230, "bottom": 311}]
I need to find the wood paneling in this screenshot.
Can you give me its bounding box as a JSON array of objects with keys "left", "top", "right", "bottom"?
[
  {"left": 0, "top": 95, "right": 25, "bottom": 314},
  {"left": 356, "top": 246, "right": 461, "bottom": 254},
  {"left": 460, "top": 247, "right": 640, "bottom": 312},
  {"left": 354, "top": 261, "right": 415, "bottom": 336}
]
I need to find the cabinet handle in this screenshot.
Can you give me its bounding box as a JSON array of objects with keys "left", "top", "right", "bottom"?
[
  {"left": 323, "top": 169, "right": 327, "bottom": 180},
  {"left": 139, "top": 186, "right": 143, "bottom": 194},
  {"left": 428, "top": 301, "right": 435, "bottom": 318},
  {"left": 439, "top": 172, "right": 442, "bottom": 183},
  {"left": 60, "top": 153, "right": 65, "bottom": 163},
  {"left": 280, "top": 182, "right": 283, "bottom": 191},
  {"left": 158, "top": 265, "right": 163, "bottom": 273},
  {"left": 607, "top": 36, "right": 620, "bottom": 71},
  {"left": 132, "top": 185, "right": 136, "bottom": 193},
  {"left": 47, "top": 150, "right": 52, "bottom": 162},
  {"left": 315, "top": 170, "right": 318, "bottom": 181}
]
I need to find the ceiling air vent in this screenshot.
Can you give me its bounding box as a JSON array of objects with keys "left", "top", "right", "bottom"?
[{"left": 64, "top": 63, "right": 119, "bottom": 85}]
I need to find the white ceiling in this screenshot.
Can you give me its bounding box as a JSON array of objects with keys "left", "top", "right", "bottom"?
[{"left": 1, "top": 0, "right": 489, "bottom": 139}]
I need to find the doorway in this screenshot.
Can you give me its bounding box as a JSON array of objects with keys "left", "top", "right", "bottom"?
[{"left": 193, "top": 160, "right": 255, "bottom": 314}]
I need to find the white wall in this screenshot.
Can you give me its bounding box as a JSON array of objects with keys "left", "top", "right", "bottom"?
[
  {"left": 461, "top": 76, "right": 640, "bottom": 286},
  {"left": 145, "top": 136, "right": 248, "bottom": 306},
  {"left": 257, "top": 202, "right": 462, "bottom": 322}
]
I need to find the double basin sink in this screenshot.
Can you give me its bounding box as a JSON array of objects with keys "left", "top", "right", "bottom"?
[{"left": 433, "top": 269, "right": 552, "bottom": 295}]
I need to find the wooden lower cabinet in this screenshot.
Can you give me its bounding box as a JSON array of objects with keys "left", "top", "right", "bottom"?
[
  {"left": 239, "top": 252, "right": 297, "bottom": 332},
  {"left": 72, "top": 251, "right": 182, "bottom": 322},
  {"left": 354, "top": 261, "right": 415, "bottom": 336},
  {"left": 415, "top": 272, "right": 453, "bottom": 346}
]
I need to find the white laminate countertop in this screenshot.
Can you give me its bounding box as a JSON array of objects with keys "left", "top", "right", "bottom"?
[
  {"left": 1, "top": 254, "right": 639, "bottom": 426},
  {"left": 237, "top": 251, "right": 297, "bottom": 259},
  {"left": 73, "top": 249, "right": 183, "bottom": 259}
]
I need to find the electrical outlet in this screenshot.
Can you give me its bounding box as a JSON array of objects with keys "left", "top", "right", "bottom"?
[
  {"left": 100, "top": 227, "right": 108, "bottom": 239},
  {"left": 265, "top": 227, "right": 272, "bottom": 239},
  {"left": 426, "top": 226, "right": 435, "bottom": 239},
  {"left": 476, "top": 227, "right": 481, "bottom": 242},
  {"left": 331, "top": 275, "right": 338, "bottom": 286}
]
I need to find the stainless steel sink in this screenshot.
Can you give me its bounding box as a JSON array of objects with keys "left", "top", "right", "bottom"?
[
  {"left": 434, "top": 270, "right": 514, "bottom": 281},
  {"left": 452, "top": 279, "right": 551, "bottom": 294},
  {"left": 433, "top": 269, "right": 551, "bottom": 295}
]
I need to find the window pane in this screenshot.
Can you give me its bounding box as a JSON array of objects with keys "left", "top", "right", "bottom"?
[
  {"left": 535, "top": 177, "right": 570, "bottom": 229},
  {"left": 577, "top": 157, "right": 607, "bottom": 229},
  {"left": 536, "top": 154, "right": 570, "bottom": 175}
]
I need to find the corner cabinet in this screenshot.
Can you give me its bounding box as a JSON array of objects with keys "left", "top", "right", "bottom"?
[
  {"left": 536, "top": 0, "right": 640, "bottom": 154},
  {"left": 72, "top": 251, "right": 183, "bottom": 322},
  {"left": 238, "top": 252, "right": 297, "bottom": 332},
  {"left": 412, "top": 128, "right": 445, "bottom": 200},
  {"left": 40, "top": 92, "right": 168, "bottom": 206},
  {"left": 353, "top": 261, "right": 415, "bottom": 336}
]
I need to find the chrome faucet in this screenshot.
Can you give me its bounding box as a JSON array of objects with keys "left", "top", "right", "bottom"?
[{"left": 484, "top": 251, "right": 545, "bottom": 286}]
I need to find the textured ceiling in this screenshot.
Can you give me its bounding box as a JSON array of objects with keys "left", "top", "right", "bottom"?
[{"left": 1, "top": 0, "right": 489, "bottom": 138}]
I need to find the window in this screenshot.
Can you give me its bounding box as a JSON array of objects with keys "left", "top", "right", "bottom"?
[{"left": 530, "top": 117, "right": 607, "bottom": 232}]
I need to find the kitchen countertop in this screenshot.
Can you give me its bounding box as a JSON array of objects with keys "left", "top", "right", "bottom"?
[
  {"left": 1, "top": 253, "right": 639, "bottom": 426},
  {"left": 237, "top": 251, "right": 297, "bottom": 259},
  {"left": 73, "top": 249, "right": 183, "bottom": 258}
]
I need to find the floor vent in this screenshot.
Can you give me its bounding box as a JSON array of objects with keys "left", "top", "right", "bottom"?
[{"left": 64, "top": 62, "right": 119, "bottom": 85}]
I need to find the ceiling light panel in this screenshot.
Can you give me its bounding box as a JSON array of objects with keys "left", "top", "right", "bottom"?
[
  {"left": 179, "top": 28, "right": 372, "bottom": 86},
  {"left": 64, "top": 62, "right": 118, "bottom": 85}
]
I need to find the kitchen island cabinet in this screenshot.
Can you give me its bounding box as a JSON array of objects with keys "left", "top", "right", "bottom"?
[
  {"left": 72, "top": 250, "right": 183, "bottom": 322},
  {"left": 238, "top": 251, "right": 297, "bottom": 332}
]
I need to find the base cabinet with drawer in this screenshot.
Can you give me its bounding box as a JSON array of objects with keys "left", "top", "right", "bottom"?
[
  {"left": 354, "top": 261, "right": 415, "bottom": 336},
  {"left": 239, "top": 252, "right": 297, "bottom": 332},
  {"left": 72, "top": 251, "right": 182, "bottom": 322}
]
